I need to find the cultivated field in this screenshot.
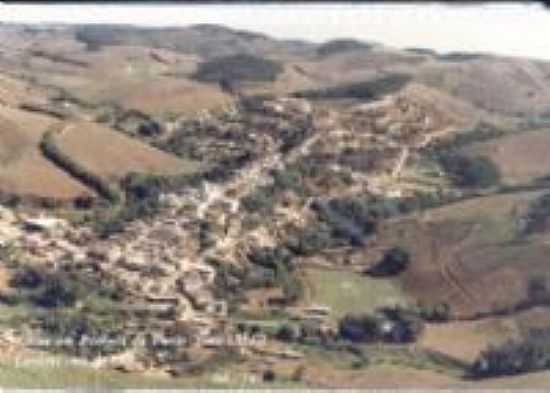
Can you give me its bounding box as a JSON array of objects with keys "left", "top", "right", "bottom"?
[
  {"left": 376, "top": 191, "right": 547, "bottom": 318},
  {"left": 54, "top": 121, "right": 197, "bottom": 181},
  {"left": 419, "top": 317, "right": 520, "bottom": 363},
  {"left": 0, "top": 107, "right": 93, "bottom": 200},
  {"left": 465, "top": 129, "right": 550, "bottom": 186}
]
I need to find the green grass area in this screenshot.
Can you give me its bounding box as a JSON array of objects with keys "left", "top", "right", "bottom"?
[
  {"left": 305, "top": 268, "right": 410, "bottom": 319},
  {"left": 364, "top": 346, "right": 468, "bottom": 377},
  {"left": 0, "top": 355, "right": 306, "bottom": 389}
]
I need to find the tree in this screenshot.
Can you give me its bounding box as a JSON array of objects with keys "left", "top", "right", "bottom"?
[
  {"left": 338, "top": 314, "right": 380, "bottom": 342},
  {"left": 32, "top": 275, "right": 79, "bottom": 308},
  {"left": 365, "top": 247, "right": 410, "bottom": 277}
]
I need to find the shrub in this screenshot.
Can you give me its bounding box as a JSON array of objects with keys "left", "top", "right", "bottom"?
[
  {"left": 365, "top": 247, "right": 410, "bottom": 277},
  {"left": 285, "top": 224, "right": 341, "bottom": 256},
  {"left": 415, "top": 302, "right": 451, "bottom": 322},
  {"left": 241, "top": 188, "right": 275, "bottom": 213},
  {"left": 438, "top": 153, "right": 500, "bottom": 188},
  {"left": 338, "top": 314, "right": 380, "bottom": 343},
  {"left": 32, "top": 275, "right": 80, "bottom": 308},
  {"left": 471, "top": 329, "right": 550, "bottom": 378},
  {"left": 313, "top": 198, "right": 377, "bottom": 246},
  {"left": 262, "top": 369, "right": 276, "bottom": 382},
  {"left": 523, "top": 193, "right": 550, "bottom": 235},
  {"left": 10, "top": 267, "right": 44, "bottom": 289}
]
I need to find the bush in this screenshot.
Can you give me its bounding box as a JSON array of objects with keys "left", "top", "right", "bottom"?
[
  {"left": 248, "top": 247, "right": 293, "bottom": 270},
  {"left": 338, "top": 314, "right": 380, "bottom": 343},
  {"left": 438, "top": 153, "right": 500, "bottom": 188},
  {"left": 526, "top": 276, "right": 550, "bottom": 304},
  {"left": 523, "top": 193, "right": 550, "bottom": 235},
  {"left": 415, "top": 302, "right": 451, "bottom": 322},
  {"left": 262, "top": 369, "right": 276, "bottom": 382},
  {"left": 471, "top": 329, "right": 550, "bottom": 378},
  {"left": 10, "top": 267, "right": 44, "bottom": 289},
  {"left": 364, "top": 247, "right": 410, "bottom": 277},
  {"left": 31, "top": 275, "right": 81, "bottom": 308},
  {"left": 339, "top": 307, "right": 424, "bottom": 344},
  {"left": 285, "top": 224, "right": 341, "bottom": 256},
  {"left": 313, "top": 198, "right": 377, "bottom": 246},
  {"left": 241, "top": 188, "right": 275, "bottom": 213}
]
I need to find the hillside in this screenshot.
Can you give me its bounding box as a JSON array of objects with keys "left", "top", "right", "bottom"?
[
  {"left": 1, "top": 21, "right": 550, "bottom": 389},
  {"left": 0, "top": 107, "right": 94, "bottom": 203}
]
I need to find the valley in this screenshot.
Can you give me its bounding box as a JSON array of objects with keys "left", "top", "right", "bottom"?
[{"left": 1, "top": 21, "right": 550, "bottom": 388}]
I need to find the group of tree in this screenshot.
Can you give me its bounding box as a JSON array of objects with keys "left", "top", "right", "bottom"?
[
  {"left": 522, "top": 193, "right": 550, "bottom": 235},
  {"left": 246, "top": 246, "right": 304, "bottom": 305},
  {"left": 471, "top": 329, "right": 550, "bottom": 378},
  {"left": 293, "top": 74, "right": 411, "bottom": 100},
  {"left": 364, "top": 247, "right": 410, "bottom": 277},
  {"left": 437, "top": 152, "right": 501, "bottom": 188},
  {"left": 338, "top": 306, "right": 424, "bottom": 344},
  {"left": 193, "top": 54, "right": 283, "bottom": 84}
]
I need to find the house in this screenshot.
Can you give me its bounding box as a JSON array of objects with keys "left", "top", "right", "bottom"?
[{"left": 22, "top": 215, "right": 66, "bottom": 233}]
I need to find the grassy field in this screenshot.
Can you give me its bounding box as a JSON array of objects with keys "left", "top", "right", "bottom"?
[
  {"left": 0, "top": 353, "right": 306, "bottom": 389},
  {"left": 304, "top": 268, "right": 410, "bottom": 319}
]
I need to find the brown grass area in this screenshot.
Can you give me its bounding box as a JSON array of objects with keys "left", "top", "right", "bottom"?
[
  {"left": 55, "top": 120, "right": 197, "bottom": 181},
  {"left": 0, "top": 107, "right": 93, "bottom": 199},
  {"left": 420, "top": 318, "right": 520, "bottom": 363},
  {"left": 465, "top": 129, "right": 550, "bottom": 186},
  {"left": 304, "top": 362, "right": 550, "bottom": 388},
  {"left": 29, "top": 46, "right": 230, "bottom": 116},
  {"left": 417, "top": 58, "right": 550, "bottom": 116},
  {"left": 303, "top": 363, "right": 457, "bottom": 388},
  {"left": 376, "top": 191, "right": 546, "bottom": 318},
  {"left": 104, "top": 77, "right": 233, "bottom": 116}
]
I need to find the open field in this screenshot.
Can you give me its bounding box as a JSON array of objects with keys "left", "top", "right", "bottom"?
[
  {"left": 419, "top": 317, "right": 520, "bottom": 363},
  {"left": 55, "top": 121, "right": 198, "bottom": 181},
  {"left": 464, "top": 129, "right": 550, "bottom": 186},
  {"left": 10, "top": 44, "right": 233, "bottom": 116},
  {"left": 304, "top": 268, "right": 410, "bottom": 319},
  {"left": 93, "top": 77, "right": 233, "bottom": 116}
]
